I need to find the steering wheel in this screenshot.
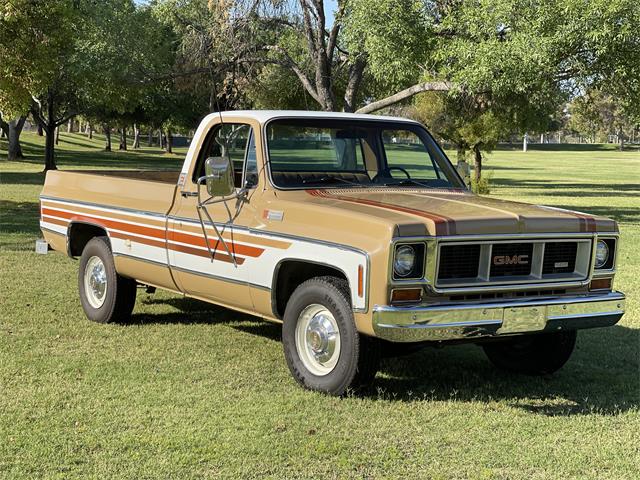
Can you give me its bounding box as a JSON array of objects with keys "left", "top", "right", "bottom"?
[{"left": 388, "top": 166, "right": 411, "bottom": 179}]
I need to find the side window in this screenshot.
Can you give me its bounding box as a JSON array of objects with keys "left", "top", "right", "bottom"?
[
  {"left": 194, "top": 123, "right": 256, "bottom": 188},
  {"left": 381, "top": 130, "right": 441, "bottom": 180}
]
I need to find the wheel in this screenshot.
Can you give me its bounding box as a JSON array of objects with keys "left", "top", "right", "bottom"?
[
  {"left": 482, "top": 330, "right": 577, "bottom": 375},
  {"left": 282, "top": 276, "right": 380, "bottom": 395},
  {"left": 78, "top": 236, "right": 137, "bottom": 323}
]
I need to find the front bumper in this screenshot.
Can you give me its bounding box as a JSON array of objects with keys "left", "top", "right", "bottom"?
[{"left": 372, "top": 291, "right": 625, "bottom": 342}]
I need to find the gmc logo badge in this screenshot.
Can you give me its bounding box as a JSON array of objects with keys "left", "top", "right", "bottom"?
[{"left": 493, "top": 255, "right": 529, "bottom": 265}]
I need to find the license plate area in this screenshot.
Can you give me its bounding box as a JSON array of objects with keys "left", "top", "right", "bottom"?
[{"left": 498, "top": 305, "right": 547, "bottom": 334}]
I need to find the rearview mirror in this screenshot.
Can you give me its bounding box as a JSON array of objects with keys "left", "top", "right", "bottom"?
[{"left": 204, "top": 156, "right": 235, "bottom": 197}]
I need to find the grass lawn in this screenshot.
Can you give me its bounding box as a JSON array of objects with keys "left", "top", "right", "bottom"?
[{"left": 1, "top": 132, "right": 639, "bottom": 479}]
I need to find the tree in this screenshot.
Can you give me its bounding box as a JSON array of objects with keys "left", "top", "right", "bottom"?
[
  {"left": 569, "top": 90, "right": 638, "bottom": 148},
  {"left": 1, "top": 0, "right": 172, "bottom": 170}
]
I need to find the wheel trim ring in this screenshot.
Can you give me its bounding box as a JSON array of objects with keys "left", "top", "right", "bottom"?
[
  {"left": 84, "top": 256, "right": 107, "bottom": 309},
  {"left": 294, "top": 304, "right": 341, "bottom": 376}
]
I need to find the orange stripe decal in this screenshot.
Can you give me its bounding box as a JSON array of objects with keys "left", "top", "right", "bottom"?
[{"left": 307, "top": 189, "right": 457, "bottom": 235}]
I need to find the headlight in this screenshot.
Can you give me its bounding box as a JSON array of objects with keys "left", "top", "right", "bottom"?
[
  {"left": 394, "top": 245, "right": 416, "bottom": 277},
  {"left": 595, "top": 240, "right": 610, "bottom": 268}
]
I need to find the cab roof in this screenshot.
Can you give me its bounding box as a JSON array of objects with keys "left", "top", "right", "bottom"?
[{"left": 203, "top": 110, "right": 420, "bottom": 125}]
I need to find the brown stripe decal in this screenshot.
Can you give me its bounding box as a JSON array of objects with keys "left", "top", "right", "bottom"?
[
  {"left": 307, "top": 189, "right": 457, "bottom": 235},
  {"left": 41, "top": 207, "right": 251, "bottom": 264},
  {"left": 167, "top": 230, "right": 264, "bottom": 258}
]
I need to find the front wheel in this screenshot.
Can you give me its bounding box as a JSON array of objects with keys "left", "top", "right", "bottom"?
[
  {"left": 482, "top": 330, "right": 577, "bottom": 375},
  {"left": 78, "top": 236, "right": 137, "bottom": 323},
  {"left": 282, "top": 276, "right": 380, "bottom": 395}
]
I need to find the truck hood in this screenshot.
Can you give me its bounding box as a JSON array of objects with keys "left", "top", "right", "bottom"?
[{"left": 305, "top": 188, "right": 616, "bottom": 236}]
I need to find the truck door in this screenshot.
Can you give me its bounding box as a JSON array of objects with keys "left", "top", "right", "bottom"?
[{"left": 167, "top": 122, "right": 259, "bottom": 311}]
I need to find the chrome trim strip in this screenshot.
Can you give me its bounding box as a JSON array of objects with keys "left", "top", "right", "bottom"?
[
  {"left": 40, "top": 226, "right": 64, "bottom": 237},
  {"left": 377, "top": 319, "right": 503, "bottom": 330},
  {"left": 547, "top": 310, "right": 623, "bottom": 321},
  {"left": 170, "top": 264, "right": 271, "bottom": 291},
  {"left": 113, "top": 252, "right": 166, "bottom": 268},
  {"left": 40, "top": 195, "right": 169, "bottom": 219}
]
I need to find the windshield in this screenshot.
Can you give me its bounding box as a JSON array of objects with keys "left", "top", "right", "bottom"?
[{"left": 266, "top": 119, "right": 464, "bottom": 189}]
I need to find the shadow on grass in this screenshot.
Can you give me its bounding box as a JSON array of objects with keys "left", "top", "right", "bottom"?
[
  {"left": 0, "top": 200, "right": 41, "bottom": 236},
  {"left": 554, "top": 205, "right": 640, "bottom": 224},
  {"left": 14, "top": 138, "right": 184, "bottom": 170},
  {"left": 491, "top": 143, "right": 640, "bottom": 152},
  {"left": 135, "top": 296, "right": 638, "bottom": 416}
]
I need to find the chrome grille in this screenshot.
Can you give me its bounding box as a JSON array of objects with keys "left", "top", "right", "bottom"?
[{"left": 436, "top": 238, "right": 592, "bottom": 289}]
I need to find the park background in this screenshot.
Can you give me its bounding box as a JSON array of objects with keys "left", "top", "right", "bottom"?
[{"left": 1, "top": 0, "right": 639, "bottom": 478}]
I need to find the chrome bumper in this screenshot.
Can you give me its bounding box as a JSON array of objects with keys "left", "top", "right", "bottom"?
[{"left": 372, "top": 292, "right": 625, "bottom": 342}]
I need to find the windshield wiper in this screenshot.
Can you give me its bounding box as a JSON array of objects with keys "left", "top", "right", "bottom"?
[
  {"left": 301, "top": 176, "right": 366, "bottom": 188},
  {"left": 383, "top": 178, "right": 431, "bottom": 188}
]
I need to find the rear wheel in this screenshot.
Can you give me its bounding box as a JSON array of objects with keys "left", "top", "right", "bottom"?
[
  {"left": 482, "top": 330, "right": 577, "bottom": 375},
  {"left": 78, "top": 236, "right": 137, "bottom": 323},
  {"left": 282, "top": 276, "right": 380, "bottom": 395}
]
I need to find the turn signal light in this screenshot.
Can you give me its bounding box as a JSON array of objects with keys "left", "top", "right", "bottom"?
[
  {"left": 391, "top": 288, "right": 423, "bottom": 304},
  {"left": 590, "top": 278, "right": 612, "bottom": 291}
]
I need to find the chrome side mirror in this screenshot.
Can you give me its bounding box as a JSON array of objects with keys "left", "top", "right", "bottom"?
[{"left": 204, "top": 156, "right": 234, "bottom": 197}]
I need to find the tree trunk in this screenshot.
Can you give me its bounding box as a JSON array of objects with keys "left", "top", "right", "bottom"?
[
  {"left": 132, "top": 123, "right": 140, "bottom": 149},
  {"left": 67, "top": 118, "right": 73, "bottom": 133},
  {"left": 0, "top": 118, "right": 7, "bottom": 139},
  {"left": 355, "top": 81, "right": 453, "bottom": 114},
  {"left": 8, "top": 116, "right": 27, "bottom": 160},
  {"left": 473, "top": 145, "right": 482, "bottom": 184},
  {"left": 44, "top": 126, "right": 57, "bottom": 171},
  {"left": 522, "top": 133, "right": 528, "bottom": 152},
  {"left": 37, "top": 123, "right": 43, "bottom": 136},
  {"left": 158, "top": 129, "right": 163, "bottom": 149},
  {"left": 164, "top": 129, "right": 173, "bottom": 153},
  {"left": 618, "top": 128, "right": 624, "bottom": 151},
  {"left": 104, "top": 125, "right": 112, "bottom": 151},
  {"left": 148, "top": 129, "right": 153, "bottom": 147},
  {"left": 55, "top": 126, "right": 60, "bottom": 145},
  {"left": 88, "top": 125, "right": 93, "bottom": 140},
  {"left": 119, "top": 128, "right": 127, "bottom": 150}
]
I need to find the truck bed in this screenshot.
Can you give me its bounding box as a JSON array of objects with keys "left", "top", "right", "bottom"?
[{"left": 40, "top": 169, "right": 180, "bottom": 215}]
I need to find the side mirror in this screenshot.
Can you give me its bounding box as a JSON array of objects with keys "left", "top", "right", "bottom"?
[{"left": 204, "top": 156, "right": 235, "bottom": 197}]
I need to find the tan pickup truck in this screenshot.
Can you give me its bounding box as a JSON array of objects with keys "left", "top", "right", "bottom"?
[{"left": 40, "top": 110, "right": 625, "bottom": 395}]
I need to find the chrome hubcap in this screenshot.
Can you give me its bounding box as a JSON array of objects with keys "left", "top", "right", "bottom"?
[
  {"left": 295, "top": 304, "right": 341, "bottom": 376},
  {"left": 84, "top": 256, "right": 107, "bottom": 308}
]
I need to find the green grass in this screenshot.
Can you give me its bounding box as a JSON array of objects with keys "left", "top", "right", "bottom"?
[{"left": 1, "top": 132, "right": 639, "bottom": 479}]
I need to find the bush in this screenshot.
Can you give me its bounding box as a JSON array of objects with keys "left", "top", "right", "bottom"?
[{"left": 471, "top": 172, "right": 492, "bottom": 194}]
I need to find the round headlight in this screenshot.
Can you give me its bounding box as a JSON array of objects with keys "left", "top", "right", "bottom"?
[
  {"left": 394, "top": 245, "right": 416, "bottom": 277},
  {"left": 595, "top": 240, "right": 610, "bottom": 268}
]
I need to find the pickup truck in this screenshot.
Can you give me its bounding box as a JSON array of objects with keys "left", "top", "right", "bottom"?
[{"left": 40, "top": 110, "right": 625, "bottom": 395}]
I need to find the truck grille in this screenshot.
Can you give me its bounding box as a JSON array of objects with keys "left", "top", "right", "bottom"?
[
  {"left": 542, "top": 242, "right": 577, "bottom": 274},
  {"left": 438, "top": 244, "right": 480, "bottom": 280},
  {"left": 436, "top": 239, "right": 590, "bottom": 288},
  {"left": 490, "top": 243, "right": 533, "bottom": 277}
]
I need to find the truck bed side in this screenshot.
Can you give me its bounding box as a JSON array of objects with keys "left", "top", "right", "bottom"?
[{"left": 40, "top": 170, "right": 180, "bottom": 291}]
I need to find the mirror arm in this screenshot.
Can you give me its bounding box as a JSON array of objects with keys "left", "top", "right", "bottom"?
[{"left": 195, "top": 176, "right": 238, "bottom": 267}]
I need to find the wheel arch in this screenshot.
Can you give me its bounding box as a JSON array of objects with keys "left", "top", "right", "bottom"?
[
  {"left": 67, "top": 221, "right": 110, "bottom": 258},
  {"left": 271, "top": 259, "right": 352, "bottom": 319}
]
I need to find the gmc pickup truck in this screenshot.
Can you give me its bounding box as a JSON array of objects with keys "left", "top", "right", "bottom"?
[{"left": 40, "top": 110, "right": 625, "bottom": 395}]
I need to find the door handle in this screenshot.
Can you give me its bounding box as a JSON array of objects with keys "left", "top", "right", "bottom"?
[{"left": 181, "top": 191, "right": 198, "bottom": 198}]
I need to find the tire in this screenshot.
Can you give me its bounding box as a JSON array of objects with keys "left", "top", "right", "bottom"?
[
  {"left": 282, "top": 276, "right": 380, "bottom": 395},
  {"left": 78, "top": 236, "right": 137, "bottom": 323},
  {"left": 482, "top": 330, "right": 577, "bottom": 375}
]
